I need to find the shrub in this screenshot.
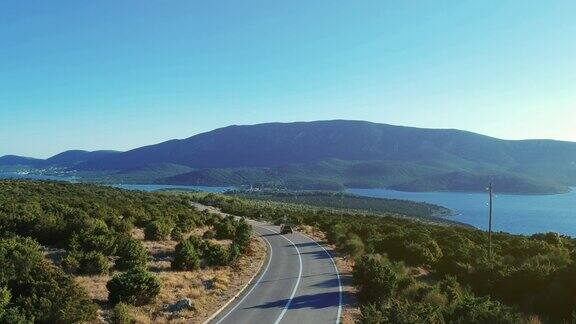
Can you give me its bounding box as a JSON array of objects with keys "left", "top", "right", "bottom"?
[
  {"left": 203, "top": 229, "right": 216, "bottom": 239},
  {"left": 445, "top": 294, "right": 525, "bottom": 323},
  {"left": 61, "top": 252, "right": 81, "bottom": 274},
  {"left": 0, "top": 237, "right": 98, "bottom": 322},
  {"left": 233, "top": 219, "right": 252, "bottom": 253},
  {"left": 343, "top": 233, "right": 365, "bottom": 258},
  {"left": 228, "top": 244, "right": 242, "bottom": 265},
  {"left": 203, "top": 241, "right": 230, "bottom": 266},
  {"left": 172, "top": 240, "right": 201, "bottom": 271},
  {"left": 171, "top": 227, "right": 184, "bottom": 241},
  {"left": 115, "top": 237, "right": 149, "bottom": 270},
  {"left": 0, "top": 286, "right": 10, "bottom": 317},
  {"left": 144, "top": 220, "right": 172, "bottom": 241},
  {"left": 353, "top": 254, "right": 398, "bottom": 304},
  {"left": 214, "top": 218, "right": 235, "bottom": 240},
  {"left": 79, "top": 251, "right": 111, "bottom": 275},
  {"left": 107, "top": 267, "right": 162, "bottom": 306},
  {"left": 111, "top": 302, "right": 133, "bottom": 324},
  {"left": 404, "top": 239, "right": 443, "bottom": 266},
  {"left": 360, "top": 298, "right": 443, "bottom": 324}
]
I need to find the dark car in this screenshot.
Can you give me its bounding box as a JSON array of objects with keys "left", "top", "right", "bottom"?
[{"left": 280, "top": 223, "right": 294, "bottom": 234}]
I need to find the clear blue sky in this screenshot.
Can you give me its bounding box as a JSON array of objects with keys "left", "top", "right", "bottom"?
[{"left": 1, "top": 0, "right": 575, "bottom": 158}]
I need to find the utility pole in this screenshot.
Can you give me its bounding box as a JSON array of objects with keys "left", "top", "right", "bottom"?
[{"left": 488, "top": 182, "right": 493, "bottom": 260}]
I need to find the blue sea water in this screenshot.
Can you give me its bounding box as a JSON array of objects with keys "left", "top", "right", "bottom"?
[{"left": 348, "top": 188, "right": 576, "bottom": 237}]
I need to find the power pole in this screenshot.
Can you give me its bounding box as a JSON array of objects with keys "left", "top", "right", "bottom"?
[{"left": 488, "top": 182, "right": 493, "bottom": 260}]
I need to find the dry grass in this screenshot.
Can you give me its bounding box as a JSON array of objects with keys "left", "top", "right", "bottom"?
[{"left": 73, "top": 227, "right": 267, "bottom": 324}]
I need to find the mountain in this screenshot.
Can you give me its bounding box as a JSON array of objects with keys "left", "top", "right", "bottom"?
[
  {"left": 75, "top": 120, "right": 576, "bottom": 194},
  {"left": 0, "top": 155, "right": 43, "bottom": 167},
  {"left": 3, "top": 120, "right": 576, "bottom": 193},
  {"left": 41, "top": 150, "right": 120, "bottom": 167},
  {"left": 0, "top": 150, "right": 120, "bottom": 169}
]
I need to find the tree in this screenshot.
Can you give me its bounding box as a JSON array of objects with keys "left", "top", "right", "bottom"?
[
  {"left": 214, "top": 218, "right": 236, "bottom": 240},
  {"left": 203, "top": 241, "right": 230, "bottom": 266},
  {"left": 233, "top": 219, "right": 252, "bottom": 253},
  {"left": 79, "top": 251, "right": 111, "bottom": 275},
  {"left": 353, "top": 254, "right": 398, "bottom": 304},
  {"left": 144, "top": 220, "right": 172, "bottom": 241},
  {"left": 107, "top": 267, "right": 162, "bottom": 306},
  {"left": 115, "top": 237, "right": 148, "bottom": 270},
  {"left": 172, "top": 240, "right": 201, "bottom": 271}
]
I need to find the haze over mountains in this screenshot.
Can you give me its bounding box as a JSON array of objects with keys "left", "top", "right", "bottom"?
[{"left": 3, "top": 120, "right": 576, "bottom": 194}]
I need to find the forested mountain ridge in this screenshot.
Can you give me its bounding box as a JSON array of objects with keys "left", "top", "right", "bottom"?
[{"left": 2, "top": 120, "right": 576, "bottom": 193}]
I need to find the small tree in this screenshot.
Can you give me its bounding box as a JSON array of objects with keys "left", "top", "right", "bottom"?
[
  {"left": 107, "top": 267, "right": 161, "bottom": 306},
  {"left": 214, "top": 219, "right": 235, "bottom": 240},
  {"left": 233, "top": 219, "right": 251, "bottom": 253},
  {"left": 172, "top": 240, "right": 201, "bottom": 271},
  {"left": 79, "top": 251, "right": 110, "bottom": 275},
  {"left": 115, "top": 237, "right": 148, "bottom": 270},
  {"left": 61, "top": 252, "right": 81, "bottom": 274},
  {"left": 353, "top": 254, "right": 398, "bottom": 304},
  {"left": 343, "top": 233, "right": 365, "bottom": 258},
  {"left": 171, "top": 227, "right": 184, "bottom": 241},
  {"left": 203, "top": 241, "right": 230, "bottom": 266},
  {"left": 144, "top": 220, "right": 172, "bottom": 241},
  {"left": 111, "top": 302, "right": 133, "bottom": 324}
]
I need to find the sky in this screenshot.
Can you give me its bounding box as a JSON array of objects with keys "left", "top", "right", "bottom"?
[{"left": 1, "top": 1, "right": 575, "bottom": 158}]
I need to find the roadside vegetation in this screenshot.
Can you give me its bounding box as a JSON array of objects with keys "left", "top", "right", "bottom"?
[
  {"left": 0, "top": 180, "right": 259, "bottom": 322},
  {"left": 189, "top": 192, "right": 576, "bottom": 323},
  {"left": 230, "top": 189, "right": 453, "bottom": 219}
]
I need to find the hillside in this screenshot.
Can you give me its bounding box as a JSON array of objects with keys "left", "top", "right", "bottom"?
[
  {"left": 3, "top": 120, "right": 576, "bottom": 193},
  {"left": 0, "top": 150, "right": 120, "bottom": 169},
  {"left": 42, "top": 150, "right": 120, "bottom": 167}
]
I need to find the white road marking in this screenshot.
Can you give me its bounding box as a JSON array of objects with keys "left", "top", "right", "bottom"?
[
  {"left": 214, "top": 229, "right": 274, "bottom": 324},
  {"left": 300, "top": 233, "right": 343, "bottom": 324},
  {"left": 268, "top": 229, "right": 303, "bottom": 324}
]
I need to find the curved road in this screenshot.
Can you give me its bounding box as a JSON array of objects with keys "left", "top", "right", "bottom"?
[{"left": 208, "top": 217, "right": 343, "bottom": 324}]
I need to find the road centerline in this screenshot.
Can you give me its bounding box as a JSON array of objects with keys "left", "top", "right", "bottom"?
[
  {"left": 257, "top": 226, "right": 304, "bottom": 324},
  {"left": 214, "top": 228, "right": 274, "bottom": 324}
]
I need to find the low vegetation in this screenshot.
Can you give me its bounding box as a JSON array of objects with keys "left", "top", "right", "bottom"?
[
  {"left": 0, "top": 180, "right": 257, "bottom": 322},
  {"left": 189, "top": 192, "right": 576, "bottom": 323},
  {"left": 231, "top": 189, "right": 453, "bottom": 219}
]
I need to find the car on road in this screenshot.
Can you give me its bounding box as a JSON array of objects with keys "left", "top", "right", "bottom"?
[{"left": 280, "top": 223, "right": 294, "bottom": 234}]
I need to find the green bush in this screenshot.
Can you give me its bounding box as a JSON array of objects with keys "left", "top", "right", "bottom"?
[
  {"left": 171, "top": 227, "right": 184, "bottom": 241},
  {"left": 144, "top": 220, "right": 172, "bottom": 241},
  {"left": 343, "top": 233, "right": 365, "bottom": 258},
  {"left": 203, "top": 241, "right": 230, "bottom": 266},
  {"left": 445, "top": 294, "right": 525, "bottom": 323},
  {"left": 233, "top": 219, "right": 252, "bottom": 253},
  {"left": 202, "top": 229, "right": 216, "bottom": 239},
  {"left": 214, "top": 218, "right": 235, "bottom": 240},
  {"left": 0, "top": 237, "right": 98, "bottom": 322},
  {"left": 228, "top": 244, "right": 242, "bottom": 265},
  {"left": 172, "top": 240, "right": 201, "bottom": 271},
  {"left": 115, "top": 237, "right": 149, "bottom": 270},
  {"left": 107, "top": 267, "right": 162, "bottom": 306},
  {"left": 0, "top": 286, "right": 10, "bottom": 318},
  {"left": 61, "top": 252, "right": 81, "bottom": 274},
  {"left": 111, "top": 302, "right": 133, "bottom": 324},
  {"left": 353, "top": 254, "right": 398, "bottom": 304},
  {"left": 79, "top": 251, "right": 111, "bottom": 275}
]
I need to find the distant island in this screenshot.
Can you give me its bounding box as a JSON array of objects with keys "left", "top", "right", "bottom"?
[{"left": 2, "top": 120, "right": 576, "bottom": 194}]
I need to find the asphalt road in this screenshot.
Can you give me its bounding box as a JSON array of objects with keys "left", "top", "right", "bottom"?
[{"left": 209, "top": 220, "right": 343, "bottom": 324}]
